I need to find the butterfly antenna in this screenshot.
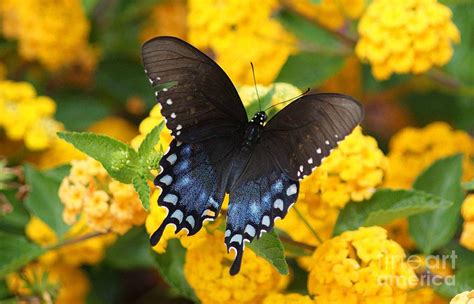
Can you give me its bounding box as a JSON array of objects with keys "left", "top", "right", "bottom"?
[
  {"left": 250, "top": 62, "right": 262, "bottom": 112},
  {"left": 264, "top": 88, "right": 310, "bottom": 112}
]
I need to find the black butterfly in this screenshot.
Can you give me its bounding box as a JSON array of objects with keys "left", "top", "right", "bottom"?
[{"left": 142, "top": 36, "right": 363, "bottom": 275}]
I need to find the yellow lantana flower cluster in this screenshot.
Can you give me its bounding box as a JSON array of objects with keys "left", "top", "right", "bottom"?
[
  {"left": 461, "top": 195, "right": 474, "bottom": 251},
  {"left": 263, "top": 293, "right": 314, "bottom": 304},
  {"left": 277, "top": 127, "right": 387, "bottom": 246},
  {"left": 26, "top": 216, "right": 114, "bottom": 266},
  {"left": 0, "top": 0, "right": 97, "bottom": 71},
  {"left": 0, "top": 80, "right": 63, "bottom": 150},
  {"left": 184, "top": 231, "right": 288, "bottom": 304},
  {"left": 356, "top": 0, "right": 460, "bottom": 80},
  {"left": 140, "top": 0, "right": 187, "bottom": 42},
  {"left": 59, "top": 157, "right": 147, "bottom": 234},
  {"left": 287, "top": 0, "right": 366, "bottom": 30},
  {"left": 450, "top": 291, "right": 474, "bottom": 304},
  {"left": 307, "top": 226, "right": 418, "bottom": 303},
  {"left": 6, "top": 262, "right": 90, "bottom": 304},
  {"left": 385, "top": 122, "right": 474, "bottom": 189},
  {"left": 188, "top": 0, "right": 295, "bottom": 85}
]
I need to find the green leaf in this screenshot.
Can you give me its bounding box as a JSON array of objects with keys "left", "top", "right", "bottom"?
[
  {"left": 248, "top": 230, "right": 289, "bottom": 275},
  {"left": 132, "top": 175, "right": 150, "bottom": 211},
  {"left": 277, "top": 10, "right": 341, "bottom": 51},
  {"left": 104, "top": 227, "right": 156, "bottom": 269},
  {"left": 53, "top": 91, "right": 111, "bottom": 131},
  {"left": 155, "top": 240, "right": 197, "bottom": 302},
  {"left": 24, "top": 165, "right": 70, "bottom": 236},
  {"left": 81, "top": 0, "right": 99, "bottom": 15},
  {"left": 138, "top": 121, "right": 164, "bottom": 164},
  {"left": 57, "top": 132, "right": 140, "bottom": 184},
  {"left": 408, "top": 154, "right": 464, "bottom": 254},
  {"left": 0, "top": 231, "right": 45, "bottom": 278},
  {"left": 0, "top": 189, "right": 29, "bottom": 235},
  {"left": 439, "top": 241, "right": 474, "bottom": 270},
  {"left": 434, "top": 267, "right": 474, "bottom": 299},
  {"left": 333, "top": 189, "right": 452, "bottom": 235},
  {"left": 276, "top": 52, "right": 345, "bottom": 88},
  {"left": 462, "top": 179, "right": 474, "bottom": 191}
]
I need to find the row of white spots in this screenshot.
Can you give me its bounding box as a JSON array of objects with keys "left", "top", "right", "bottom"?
[
  {"left": 167, "top": 153, "right": 177, "bottom": 165},
  {"left": 160, "top": 175, "right": 172, "bottom": 186}
]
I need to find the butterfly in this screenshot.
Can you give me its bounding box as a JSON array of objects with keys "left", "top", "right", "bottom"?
[{"left": 141, "top": 36, "right": 363, "bottom": 275}]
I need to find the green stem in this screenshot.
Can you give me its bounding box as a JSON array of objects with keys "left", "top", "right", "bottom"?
[
  {"left": 47, "top": 231, "right": 108, "bottom": 251},
  {"left": 293, "top": 206, "right": 323, "bottom": 244}
]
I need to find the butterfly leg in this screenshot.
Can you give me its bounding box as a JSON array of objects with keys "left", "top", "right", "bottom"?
[{"left": 150, "top": 140, "right": 225, "bottom": 245}]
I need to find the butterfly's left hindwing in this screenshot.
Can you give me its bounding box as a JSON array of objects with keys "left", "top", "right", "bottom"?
[{"left": 150, "top": 140, "right": 228, "bottom": 245}]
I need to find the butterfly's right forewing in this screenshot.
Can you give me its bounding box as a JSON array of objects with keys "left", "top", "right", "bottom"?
[
  {"left": 141, "top": 36, "right": 247, "bottom": 143},
  {"left": 262, "top": 93, "right": 364, "bottom": 180}
]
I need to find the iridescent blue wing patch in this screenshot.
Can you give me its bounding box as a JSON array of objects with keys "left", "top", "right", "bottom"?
[
  {"left": 225, "top": 152, "right": 299, "bottom": 275},
  {"left": 150, "top": 140, "right": 226, "bottom": 245}
]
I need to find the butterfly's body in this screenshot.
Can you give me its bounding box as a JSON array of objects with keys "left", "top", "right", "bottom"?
[{"left": 141, "top": 36, "right": 363, "bottom": 275}]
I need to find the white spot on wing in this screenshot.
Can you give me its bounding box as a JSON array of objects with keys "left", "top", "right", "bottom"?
[
  {"left": 316, "top": 148, "right": 322, "bottom": 154},
  {"left": 166, "top": 98, "right": 172, "bottom": 105},
  {"left": 170, "top": 209, "right": 183, "bottom": 222},
  {"left": 286, "top": 184, "right": 297, "bottom": 196},
  {"left": 163, "top": 194, "right": 178, "bottom": 205},
  {"left": 244, "top": 225, "right": 256, "bottom": 238},
  {"left": 230, "top": 234, "right": 242, "bottom": 245},
  {"left": 262, "top": 215, "right": 270, "bottom": 227},
  {"left": 186, "top": 215, "right": 195, "bottom": 228},
  {"left": 274, "top": 199, "right": 284, "bottom": 211},
  {"left": 163, "top": 88, "right": 168, "bottom": 92},
  {"left": 225, "top": 229, "right": 231, "bottom": 238},
  {"left": 308, "top": 158, "right": 313, "bottom": 164},
  {"left": 176, "top": 131, "right": 181, "bottom": 136},
  {"left": 159, "top": 175, "right": 172, "bottom": 186},
  {"left": 176, "top": 124, "right": 182, "bottom": 130},
  {"left": 167, "top": 154, "right": 177, "bottom": 165},
  {"left": 299, "top": 165, "right": 303, "bottom": 172},
  {"left": 171, "top": 112, "right": 176, "bottom": 119}
]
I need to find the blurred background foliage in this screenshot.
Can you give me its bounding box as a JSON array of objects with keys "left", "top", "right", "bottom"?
[{"left": 0, "top": 0, "right": 474, "bottom": 303}]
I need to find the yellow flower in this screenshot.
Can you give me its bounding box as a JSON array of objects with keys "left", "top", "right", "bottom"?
[
  {"left": 450, "top": 291, "right": 474, "bottom": 304},
  {"left": 263, "top": 293, "right": 314, "bottom": 304},
  {"left": 6, "top": 262, "right": 90, "bottom": 304},
  {"left": 0, "top": 62, "right": 6, "bottom": 79},
  {"left": 184, "top": 231, "right": 288, "bottom": 304},
  {"left": 407, "top": 287, "right": 448, "bottom": 304},
  {"left": 131, "top": 104, "right": 173, "bottom": 152},
  {"left": 385, "top": 122, "right": 474, "bottom": 189},
  {"left": 26, "top": 216, "right": 115, "bottom": 266},
  {"left": 277, "top": 127, "right": 387, "bottom": 260},
  {"left": 140, "top": 0, "right": 187, "bottom": 42},
  {"left": 88, "top": 116, "right": 138, "bottom": 144},
  {"left": 0, "top": 0, "right": 97, "bottom": 71},
  {"left": 461, "top": 195, "right": 474, "bottom": 250},
  {"left": 188, "top": 0, "right": 295, "bottom": 85},
  {"left": 59, "top": 157, "right": 147, "bottom": 234},
  {"left": 320, "top": 56, "right": 363, "bottom": 100},
  {"left": 356, "top": 0, "right": 460, "bottom": 80},
  {"left": 287, "top": 0, "right": 366, "bottom": 30},
  {"left": 0, "top": 80, "right": 62, "bottom": 150},
  {"left": 307, "top": 226, "right": 418, "bottom": 303}
]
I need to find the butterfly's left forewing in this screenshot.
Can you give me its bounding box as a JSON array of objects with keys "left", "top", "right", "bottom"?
[{"left": 142, "top": 36, "right": 247, "bottom": 143}]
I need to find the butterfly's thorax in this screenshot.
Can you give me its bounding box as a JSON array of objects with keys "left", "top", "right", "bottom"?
[{"left": 243, "top": 111, "right": 267, "bottom": 147}]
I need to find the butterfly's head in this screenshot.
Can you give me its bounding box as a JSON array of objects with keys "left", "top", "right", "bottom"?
[{"left": 250, "top": 111, "right": 268, "bottom": 126}]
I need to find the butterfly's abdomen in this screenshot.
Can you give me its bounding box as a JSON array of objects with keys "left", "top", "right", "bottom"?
[{"left": 243, "top": 123, "right": 263, "bottom": 147}]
